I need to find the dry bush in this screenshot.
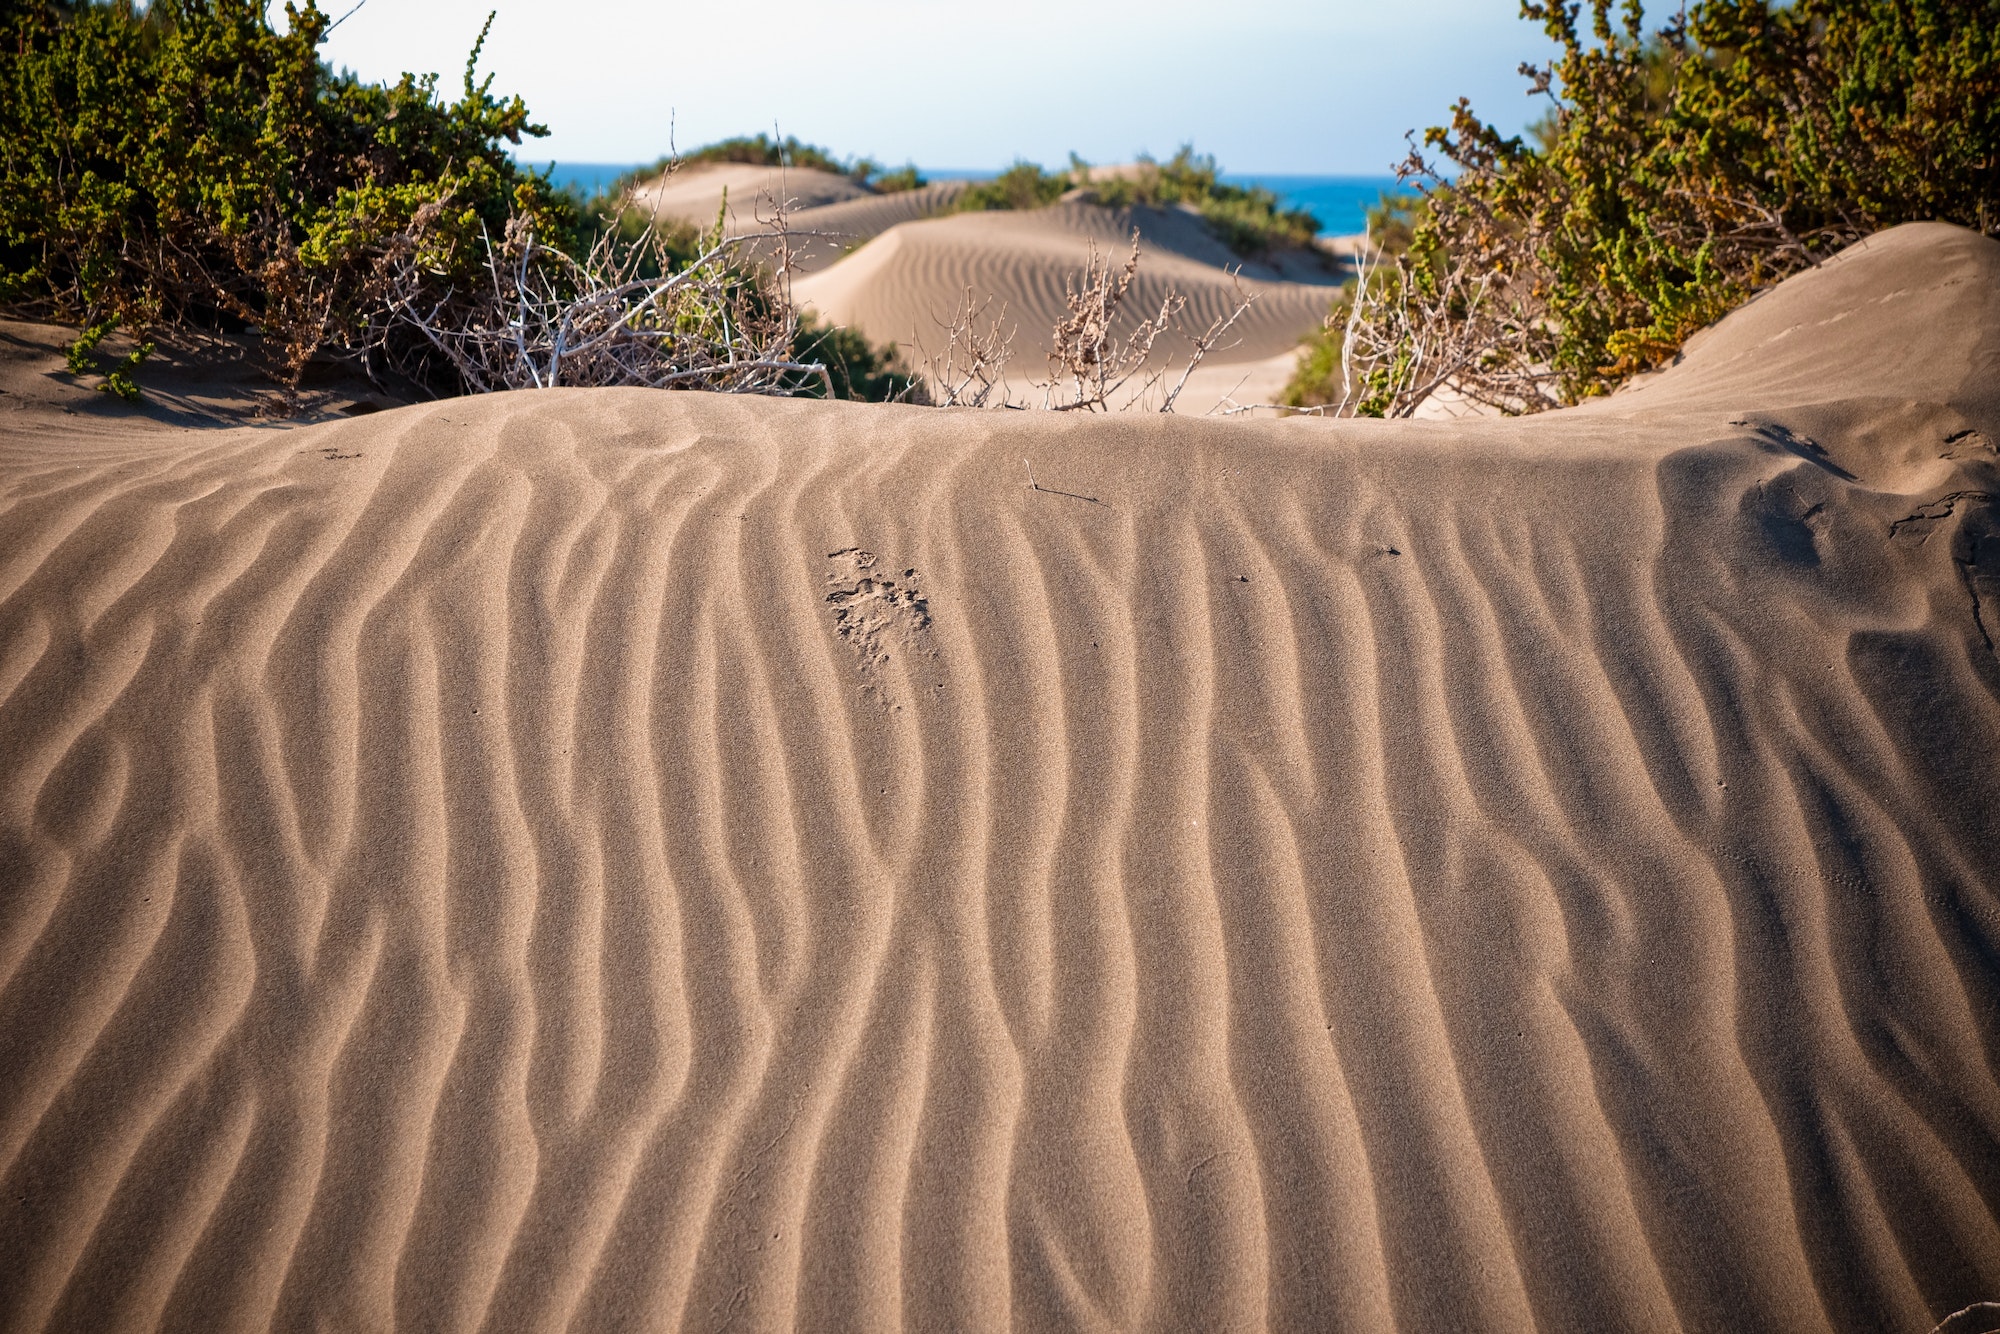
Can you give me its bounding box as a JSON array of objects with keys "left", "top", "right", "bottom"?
[
  {"left": 1038, "top": 236, "right": 1174, "bottom": 411},
  {"left": 1, "top": 3, "right": 572, "bottom": 403},
  {"left": 1322, "top": 225, "right": 1562, "bottom": 418},
  {"left": 1158, "top": 280, "right": 1258, "bottom": 414},
  {"left": 1309, "top": 0, "right": 2000, "bottom": 418},
  {"left": 1031, "top": 233, "right": 1255, "bottom": 413},
  {"left": 374, "top": 201, "right": 832, "bottom": 396},
  {"left": 913, "top": 288, "right": 1014, "bottom": 407},
  {"left": 907, "top": 234, "right": 1254, "bottom": 413}
]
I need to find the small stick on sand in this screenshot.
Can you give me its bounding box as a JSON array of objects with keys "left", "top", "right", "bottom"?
[
  {"left": 1023, "top": 457, "right": 1106, "bottom": 507},
  {"left": 1928, "top": 1301, "right": 2000, "bottom": 1334}
]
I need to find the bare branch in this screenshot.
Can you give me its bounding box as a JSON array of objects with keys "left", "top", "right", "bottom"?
[
  {"left": 913, "top": 288, "right": 1015, "bottom": 407},
  {"left": 1161, "top": 273, "right": 1256, "bottom": 413},
  {"left": 369, "top": 199, "right": 835, "bottom": 397}
]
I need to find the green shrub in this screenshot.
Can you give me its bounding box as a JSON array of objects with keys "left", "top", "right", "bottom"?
[
  {"left": 1082, "top": 147, "right": 1320, "bottom": 255},
  {"left": 1192, "top": 188, "right": 1320, "bottom": 257},
  {"left": 792, "top": 314, "right": 918, "bottom": 402},
  {"left": 0, "top": 0, "right": 574, "bottom": 394},
  {"left": 956, "top": 160, "right": 1071, "bottom": 212},
  {"left": 868, "top": 163, "right": 927, "bottom": 194},
  {"left": 593, "top": 135, "right": 925, "bottom": 215},
  {"left": 955, "top": 146, "right": 1320, "bottom": 258},
  {"left": 1315, "top": 0, "right": 2000, "bottom": 415},
  {"left": 681, "top": 133, "right": 851, "bottom": 175}
]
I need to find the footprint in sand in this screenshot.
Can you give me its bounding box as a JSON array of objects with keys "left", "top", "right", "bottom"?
[{"left": 823, "top": 549, "right": 934, "bottom": 696}]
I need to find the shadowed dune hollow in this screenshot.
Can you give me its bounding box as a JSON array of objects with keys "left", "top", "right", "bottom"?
[{"left": 1, "top": 223, "right": 1998, "bottom": 1332}]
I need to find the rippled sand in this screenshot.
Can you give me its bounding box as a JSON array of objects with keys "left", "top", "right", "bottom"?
[{"left": 1, "top": 222, "right": 1996, "bottom": 1332}]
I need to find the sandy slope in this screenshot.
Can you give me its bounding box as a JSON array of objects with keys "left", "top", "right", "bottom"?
[
  {"left": 626, "top": 166, "right": 970, "bottom": 273},
  {"left": 755, "top": 182, "right": 974, "bottom": 275},
  {"left": 629, "top": 168, "right": 1344, "bottom": 409},
  {"left": 629, "top": 163, "right": 876, "bottom": 232},
  {"left": 794, "top": 200, "right": 1341, "bottom": 408},
  {"left": 1, "top": 223, "right": 1998, "bottom": 1333}
]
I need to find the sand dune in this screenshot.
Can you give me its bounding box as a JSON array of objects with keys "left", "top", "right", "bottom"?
[
  {"left": 765, "top": 182, "right": 974, "bottom": 274},
  {"left": 1, "top": 222, "right": 1998, "bottom": 1332},
  {"left": 794, "top": 200, "right": 1341, "bottom": 408},
  {"left": 628, "top": 170, "right": 1344, "bottom": 409},
  {"left": 628, "top": 166, "right": 969, "bottom": 272},
  {"left": 629, "top": 162, "right": 877, "bottom": 231}
]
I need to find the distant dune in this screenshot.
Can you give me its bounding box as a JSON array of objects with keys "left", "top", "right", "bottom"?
[
  {"left": 793, "top": 201, "right": 1343, "bottom": 410},
  {"left": 628, "top": 162, "right": 877, "bottom": 232},
  {"left": 624, "top": 162, "right": 1346, "bottom": 411},
  {"left": 1, "top": 223, "right": 1997, "bottom": 1332}
]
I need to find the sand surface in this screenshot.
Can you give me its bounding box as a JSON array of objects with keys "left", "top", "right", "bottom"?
[
  {"left": 629, "top": 163, "right": 877, "bottom": 232},
  {"left": 2, "top": 222, "right": 1998, "bottom": 1332},
  {"left": 627, "top": 166, "right": 972, "bottom": 274},
  {"left": 628, "top": 166, "right": 1344, "bottom": 410},
  {"left": 793, "top": 200, "right": 1341, "bottom": 410},
  {"left": 747, "top": 183, "right": 976, "bottom": 275}
]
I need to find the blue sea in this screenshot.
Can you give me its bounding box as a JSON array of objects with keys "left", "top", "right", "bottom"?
[
  {"left": 535, "top": 162, "right": 1407, "bottom": 237},
  {"left": 538, "top": 161, "right": 654, "bottom": 200},
  {"left": 1220, "top": 175, "right": 1408, "bottom": 236}
]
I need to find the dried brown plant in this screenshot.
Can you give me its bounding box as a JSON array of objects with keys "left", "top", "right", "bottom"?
[
  {"left": 1331, "top": 230, "right": 1562, "bottom": 418},
  {"left": 912, "top": 288, "right": 1015, "bottom": 407},
  {"left": 1037, "top": 234, "right": 1178, "bottom": 411},
  {"left": 373, "top": 201, "right": 833, "bottom": 396},
  {"left": 910, "top": 237, "right": 1256, "bottom": 414}
]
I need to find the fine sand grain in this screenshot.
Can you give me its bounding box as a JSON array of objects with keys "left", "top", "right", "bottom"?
[
  {"left": 754, "top": 183, "right": 975, "bottom": 275},
  {"left": 1, "top": 223, "right": 1997, "bottom": 1332},
  {"left": 626, "top": 164, "right": 972, "bottom": 276}
]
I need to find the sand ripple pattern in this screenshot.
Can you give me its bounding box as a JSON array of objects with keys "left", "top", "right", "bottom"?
[
  {"left": 3, "top": 226, "right": 2000, "bottom": 1332},
  {"left": 792, "top": 201, "right": 1341, "bottom": 376}
]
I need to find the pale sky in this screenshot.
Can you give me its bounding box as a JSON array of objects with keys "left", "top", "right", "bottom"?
[{"left": 311, "top": 0, "right": 1557, "bottom": 175}]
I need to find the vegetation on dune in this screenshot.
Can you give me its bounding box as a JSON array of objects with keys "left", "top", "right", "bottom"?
[
  {"left": 952, "top": 146, "right": 1321, "bottom": 259},
  {"left": 1285, "top": 0, "right": 2000, "bottom": 417},
  {"left": 682, "top": 134, "right": 928, "bottom": 195},
  {"left": 0, "top": 0, "right": 573, "bottom": 397},
  {"left": 590, "top": 133, "right": 928, "bottom": 217},
  {"left": 867, "top": 164, "right": 927, "bottom": 194},
  {"left": 0, "top": 4, "right": 911, "bottom": 403},
  {"left": 1280, "top": 195, "right": 1419, "bottom": 412},
  {"left": 1073, "top": 147, "right": 1321, "bottom": 255},
  {"left": 955, "top": 160, "right": 1072, "bottom": 212},
  {"left": 684, "top": 133, "right": 853, "bottom": 176}
]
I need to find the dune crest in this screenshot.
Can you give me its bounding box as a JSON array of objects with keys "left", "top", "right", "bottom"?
[
  {"left": 1, "top": 223, "right": 1997, "bottom": 1332},
  {"left": 629, "top": 162, "right": 876, "bottom": 231}
]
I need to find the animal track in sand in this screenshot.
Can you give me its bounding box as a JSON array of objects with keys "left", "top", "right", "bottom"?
[
  {"left": 1943, "top": 428, "right": 1996, "bottom": 458},
  {"left": 824, "top": 548, "right": 934, "bottom": 698}
]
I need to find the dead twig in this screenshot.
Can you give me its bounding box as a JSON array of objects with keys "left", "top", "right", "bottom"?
[
  {"left": 372, "top": 200, "right": 833, "bottom": 396},
  {"left": 1023, "top": 457, "right": 1107, "bottom": 506},
  {"left": 1160, "top": 274, "right": 1256, "bottom": 413},
  {"left": 915, "top": 288, "right": 1015, "bottom": 407},
  {"left": 910, "top": 230, "right": 1259, "bottom": 415},
  {"left": 1327, "top": 200, "right": 1561, "bottom": 418},
  {"left": 1038, "top": 233, "right": 1180, "bottom": 412}
]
